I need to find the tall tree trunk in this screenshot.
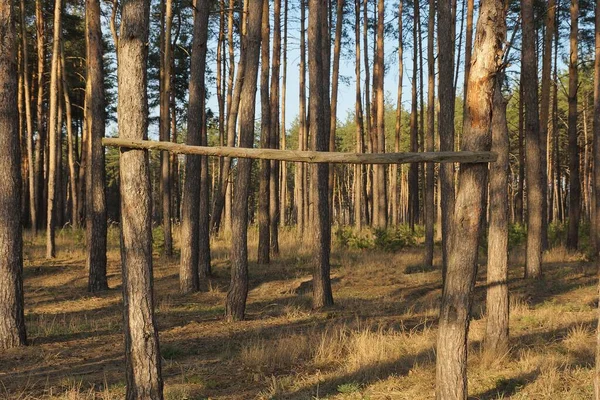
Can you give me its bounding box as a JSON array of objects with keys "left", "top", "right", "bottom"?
[
  {"left": 85, "top": 0, "right": 108, "bottom": 292},
  {"left": 592, "top": 0, "right": 600, "bottom": 396},
  {"left": 354, "top": 0, "right": 365, "bottom": 229},
  {"left": 540, "top": 0, "right": 555, "bottom": 250},
  {"left": 198, "top": 98, "right": 211, "bottom": 284},
  {"left": 523, "top": 0, "right": 542, "bottom": 278},
  {"left": 409, "top": 1, "right": 419, "bottom": 231},
  {"left": 424, "top": 0, "right": 435, "bottom": 267},
  {"left": 226, "top": 0, "right": 263, "bottom": 321},
  {"left": 462, "top": 0, "right": 473, "bottom": 114},
  {"left": 33, "top": 0, "right": 44, "bottom": 234},
  {"left": 438, "top": 0, "right": 455, "bottom": 276},
  {"left": 60, "top": 43, "right": 78, "bottom": 229},
  {"left": 516, "top": 80, "right": 524, "bottom": 224},
  {"left": 485, "top": 81, "right": 510, "bottom": 356},
  {"left": 258, "top": 0, "right": 271, "bottom": 265},
  {"left": 309, "top": 0, "right": 333, "bottom": 309},
  {"left": 374, "top": 0, "right": 387, "bottom": 228},
  {"left": 280, "top": 0, "right": 288, "bottom": 227},
  {"left": 270, "top": 0, "right": 281, "bottom": 254},
  {"left": 391, "top": 0, "right": 403, "bottom": 227},
  {"left": 363, "top": 0, "right": 372, "bottom": 226},
  {"left": 0, "top": 0, "right": 27, "bottom": 350},
  {"left": 566, "top": 0, "right": 580, "bottom": 250},
  {"left": 46, "top": 0, "right": 63, "bottom": 259},
  {"left": 160, "top": 0, "right": 173, "bottom": 256},
  {"left": 295, "top": 0, "right": 306, "bottom": 233},
  {"left": 117, "top": 0, "right": 164, "bottom": 397},
  {"left": 435, "top": 1, "right": 506, "bottom": 397},
  {"left": 19, "top": 0, "right": 36, "bottom": 232},
  {"left": 179, "top": 0, "right": 209, "bottom": 294}
]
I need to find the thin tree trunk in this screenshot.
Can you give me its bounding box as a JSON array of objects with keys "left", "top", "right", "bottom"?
[
  {"left": 34, "top": 0, "right": 44, "bottom": 234},
  {"left": 438, "top": 0, "right": 455, "bottom": 276},
  {"left": 280, "top": 0, "right": 288, "bottom": 227},
  {"left": 409, "top": 1, "right": 419, "bottom": 231},
  {"left": 374, "top": 0, "right": 387, "bottom": 228},
  {"left": 270, "top": 0, "right": 281, "bottom": 254},
  {"left": 258, "top": 0, "right": 271, "bottom": 265},
  {"left": 566, "top": 0, "right": 580, "bottom": 250},
  {"left": 392, "top": 0, "right": 403, "bottom": 227},
  {"left": 117, "top": 0, "right": 164, "bottom": 397},
  {"left": 180, "top": 0, "right": 209, "bottom": 294},
  {"left": 592, "top": 0, "right": 600, "bottom": 395},
  {"left": 0, "top": 0, "right": 27, "bottom": 350},
  {"left": 226, "top": 0, "right": 263, "bottom": 321},
  {"left": 295, "top": 0, "right": 306, "bottom": 233},
  {"left": 354, "top": 0, "right": 365, "bottom": 229},
  {"left": 435, "top": 1, "right": 506, "bottom": 397},
  {"left": 19, "top": 0, "right": 36, "bottom": 232},
  {"left": 46, "top": 0, "right": 63, "bottom": 259},
  {"left": 485, "top": 81, "right": 510, "bottom": 356},
  {"left": 198, "top": 95, "right": 211, "bottom": 284},
  {"left": 160, "top": 0, "right": 173, "bottom": 257},
  {"left": 424, "top": 0, "right": 435, "bottom": 267}
]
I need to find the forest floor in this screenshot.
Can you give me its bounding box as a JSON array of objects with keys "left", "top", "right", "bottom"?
[{"left": 0, "top": 226, "right": 598, "bottom": 399}]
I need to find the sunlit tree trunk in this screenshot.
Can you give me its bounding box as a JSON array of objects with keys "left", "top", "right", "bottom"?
[
  {"left": 592, "top": 0, "right": 600, "bottom": 396},
  {"left": 270, "top": 0, "right": 281, "bottom": 253},
  {"left": 409, "top": 0, "right": 419, "bottom": 231},
  {"left": 424, "top": 0, "right": 435, "bottom": 267},
  {"left": 295, "top": 0, "right": 306, "bottom": 233},
  {"left": 435, "top": 1, "right": 506, "bottom": 397},
  {"left": 33, "top": 0, "right": 44, "bottom": 234},
  {"left": 280, "top": 0, "right": 288, "bottom": 227},
  {"left": 46, "top": 0, "right": 63, "bottom": 259},
  {"left": 0, "top": 0, "right": 27, "bottom": 350},
  {"left": 118, "top": 0, "right": 164, "bottom": 397},
  {"left": 354, "top": 0, "right": 365, "bottom": 229}
]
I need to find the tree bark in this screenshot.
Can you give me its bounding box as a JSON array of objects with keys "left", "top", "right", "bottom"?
[
  {"left": 425, "top": 0, "right": 435, "bottom": 267},
  {"left": 354, "top": 0, "right": 365, "bottom": 229},
  {"left": 0, "top": 0, "right": 27, "bottom": 350},
  {"left": 374, "top": 0, "right": 387, "bottom": 228},
  {"left": 409, "top": 1, "right": 419, "bottom": 231},
  {"left": 436, "top": 1, "right": 506, "bottom": 397},
  {"left": 485, "top": 82, "right": 510, "bottom": 356},
  {"left": 523, "top": 0, "right": 543, "bottom": 278},
  {"left": 270, "top": 0, "right": 281, "bottom": 254},
  {"left": 85, "top": 0, "right": 108, "bottom": 292},
  {"left": 226, "top": 0, "right": 263, "bottom": 321},
  {"left": 309, "top": 0, "right": 333, "bottom": 309},
  {"left": 258, "top": 0, "right": 271, "bottom": 265},
  {"left": 33, "top": 0, "right": 44, "bottom": 234},
  {"left": 593, "top": 0, "right": 600, "bottom": 396},
  {"left": 46, "top": 0, "right": 63, "bottom": 259},
  {"left": 179, "top": 0, "right": 209, "bottom": 294},
  {"left": 118, "top": 0, "right": 164, "bottom": 397}
]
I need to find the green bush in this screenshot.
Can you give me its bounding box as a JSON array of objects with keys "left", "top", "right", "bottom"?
[
  {"left": 508, "top": 223, "right": 527, "bottom": 249},
  {"left": 335, "top": 225, "right": 417, "bottom": 252}
]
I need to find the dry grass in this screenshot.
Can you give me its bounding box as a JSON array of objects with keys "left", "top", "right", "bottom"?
[{"left": 0, "top": 225, "right": 598, "bottom": 399}]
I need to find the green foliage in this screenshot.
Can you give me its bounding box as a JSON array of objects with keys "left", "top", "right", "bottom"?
[
  {"left": 508, "top": 224, "right": 528, "bottom": 249},
  {"left": 337, "top": 382, "right": 361, "bottom": 394},
  {"left": 335, "top": 225, "right": 418, "bottom": 252}
]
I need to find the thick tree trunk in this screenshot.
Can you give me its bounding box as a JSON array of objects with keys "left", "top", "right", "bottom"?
[
  {"left": 118, "top": 0, "right": 164, "bottom": 397},
  {"left": 0, "top": 0, "right": 27, "bottom": 350},
  {"left": 425, "top": 0, "right": 435, "bottom": 267},
  {"left": 435, "top": 1, "right": 505, "bottom": 397},
  {"left": 566, "top": 0, "right": 580, "bottom": 250},
  {"left": 258, "top": 0, "right": 271, "bottom": 265},
  {"left": 226, "top": 0, "right": 263, "bottom": 321},
  {"left": 46, "top": 0, "right": 63, "bottom": 259},
  {"left": 485, "top": 82, "right": 510, "bottom": 356},
  {"left": 179, "top": 0, "right": 209, "bottom": 294},
  {"left": 309, "top": 0, "right": 333, "bottom": 309},
  {"left": 85, "top": 0, "right": 108, "bottom": 292},
  {"left": 523, "top": 0, "right": 543, "bottom": 278}
]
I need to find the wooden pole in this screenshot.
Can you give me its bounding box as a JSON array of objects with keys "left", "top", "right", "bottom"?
[{"left": 103, "top": 138, "right": 497, "bottom": 165}]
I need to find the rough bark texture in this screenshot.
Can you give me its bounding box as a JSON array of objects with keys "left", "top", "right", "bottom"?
[
  {"left": 485, "top": 83, "right": 510, "bottom": 356},
  {"left": 270, "top": 0, "right": 281, "bottom": 254},
  {"left": 33, "top": 0, "right": 44, "bottom": 234},
  {"left": 86, "top": 0, "right": 108, "bottom": 292},
  {"left": 523, "top": 0, "right": 543, "bottom": 278},
  {"left": 566, "top": 0, "right": 580, "bottom": 250},
  {"left": 258, "top": 0, "right": 271, "bottom": 265},
  {"left": 354, "top": 0, "right": 365, "bottom": 229},
  {"left": 435, "top": 0, "right": 505, "bottom": 398},
  {"left": 409, "top": 0, "right": 419, "bottom": 230},
  {"left": 117, "top": 0, "right": 164, "bottom": 397},
  {"left": 226, "top": 0, "right": 263, "bottom": 321},
  {"left": 0, "top": 0, "right": 27, "bottom": 350},
  {"left": 309, "top": 0, "right": 334, "bottom": 309},
  {"left": 374, "top": 0, "right": 387, "bottom": 228},
  {"left": 179, "top": 0, "right": 209, "bottom": 294},
  {"left": 438, "top": 0, "right": 455, "bottom": 275}
]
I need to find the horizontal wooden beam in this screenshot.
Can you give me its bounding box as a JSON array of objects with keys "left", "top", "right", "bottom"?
[{"left": 102, "top": 138, "right": 497, "bottom": 164}]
